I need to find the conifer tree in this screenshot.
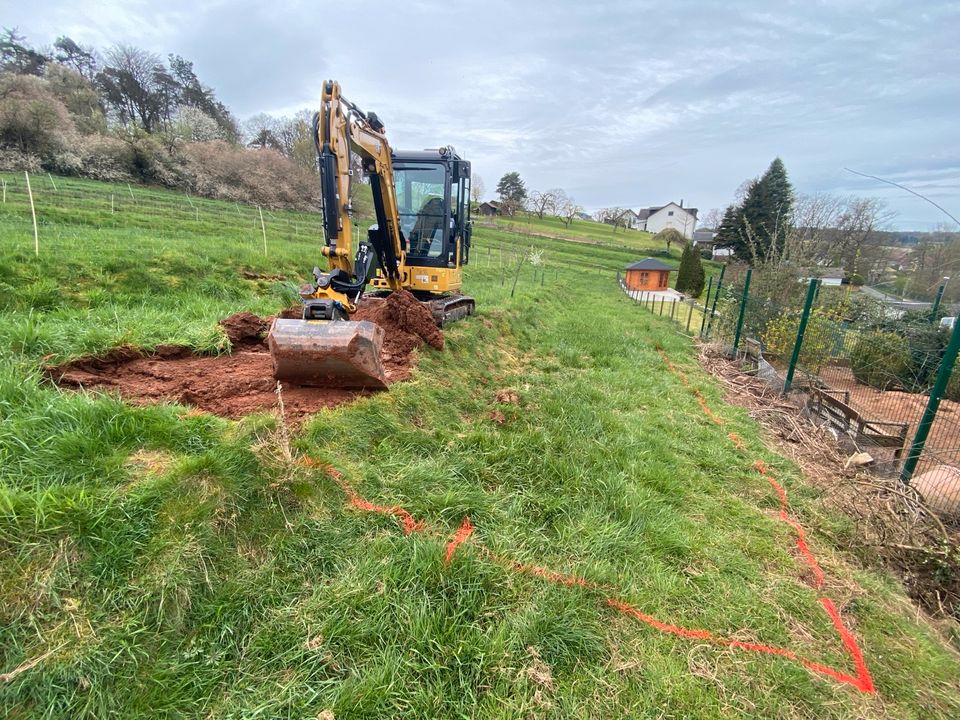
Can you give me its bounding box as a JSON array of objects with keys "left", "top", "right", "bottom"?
[{"left": 675, "top": 243, "right": 706, "bottom": 297}]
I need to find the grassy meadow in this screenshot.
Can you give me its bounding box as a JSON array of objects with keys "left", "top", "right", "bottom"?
[{"left": 1, "top": 174, "right": 959, "bottom": 718}]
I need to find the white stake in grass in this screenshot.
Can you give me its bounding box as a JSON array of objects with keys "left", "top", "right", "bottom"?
[
  {"left": 259, "top": 206, "right": 267, "bottom": 255},
  {"left": 47, "top": 173, "right": 58, "bottom": 191},
  {"left": 24, "top": 171, "right": 38, "bottom": 256}
]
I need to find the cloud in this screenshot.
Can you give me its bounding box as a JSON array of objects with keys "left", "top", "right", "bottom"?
[{"left": 6, "top": 0, "right": 959, "bottom": 229}]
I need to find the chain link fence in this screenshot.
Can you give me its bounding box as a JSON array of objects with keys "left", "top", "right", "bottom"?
[{"left": 625, "top": 264, "right": 960, "bottom": 522}]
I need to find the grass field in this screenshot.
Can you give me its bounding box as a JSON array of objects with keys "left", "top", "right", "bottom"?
[{"left": 1, "top": 175, "right": 959, "bottom": 718}]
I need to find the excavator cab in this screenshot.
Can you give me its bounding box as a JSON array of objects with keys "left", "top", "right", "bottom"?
[
  {"left": 369, "top": 148, "right": 472, "bottom": 293},
  {"left": 268, "top": 82, "right": 474, "bottom": 390}
]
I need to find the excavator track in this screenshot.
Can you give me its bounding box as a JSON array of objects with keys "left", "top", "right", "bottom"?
[
  {"left": 364, "top": 291, "right": 476, "bottom": 328},
  {"left": 426, "top": 295, "right": 475, "bottom": 327}
]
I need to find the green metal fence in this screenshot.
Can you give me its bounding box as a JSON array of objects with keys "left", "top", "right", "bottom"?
[{"left": 630, "top": 265, "right": 960, "bottom": 519}]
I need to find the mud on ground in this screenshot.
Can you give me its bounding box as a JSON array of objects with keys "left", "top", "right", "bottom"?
[{"left": 48, "top": 291, "right": 443, "bottom": 420}]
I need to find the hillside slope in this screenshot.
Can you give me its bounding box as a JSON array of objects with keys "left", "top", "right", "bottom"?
[{"left": 1, "top": 176, "right": 959, "bottom": 718}]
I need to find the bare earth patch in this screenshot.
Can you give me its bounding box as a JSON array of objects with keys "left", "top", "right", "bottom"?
[{"left": 47, "top": 291, "right": 443, "bottom": 420}]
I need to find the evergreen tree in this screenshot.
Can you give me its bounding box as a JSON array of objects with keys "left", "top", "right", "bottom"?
[
  {"left": 713, "top": 204, "right": 742, "bottom": 253},
  {"left": 675, "top": 243, "right": 706, "bottom": 297},
  {"left": 738, "top": 157, "right": 793, "bottom": 264},
  {"left": 496, "top": 171, "right": 527, "bottom": 215}
]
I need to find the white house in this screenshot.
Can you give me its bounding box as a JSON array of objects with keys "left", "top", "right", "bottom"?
[
  {"left": 636, "top": 202, "right": 698, "bottom": 239},
  {"left": 622, "top": 209, "right": 642, "bottom": 229}
]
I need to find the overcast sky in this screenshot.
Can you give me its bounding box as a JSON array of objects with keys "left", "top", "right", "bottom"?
[{"left": 7, "top": 0, "right": 959, "bottom": 229}]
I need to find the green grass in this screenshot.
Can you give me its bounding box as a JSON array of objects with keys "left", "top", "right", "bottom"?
[{"left": 1, "top": 174, "right": 959, "bottom": 718}]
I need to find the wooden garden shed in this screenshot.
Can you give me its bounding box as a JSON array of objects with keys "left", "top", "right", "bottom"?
[{"left": 623, "top": 258, "right": 673, "bottom": 292}]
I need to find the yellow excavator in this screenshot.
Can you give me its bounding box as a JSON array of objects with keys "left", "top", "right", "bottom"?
[{"left": 267, "top": 81, "right": 475, "bottom": 388}]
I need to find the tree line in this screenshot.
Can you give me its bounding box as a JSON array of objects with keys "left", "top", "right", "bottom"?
[{"left": 0, "top": 28, "right": 324, "bottom": 209}]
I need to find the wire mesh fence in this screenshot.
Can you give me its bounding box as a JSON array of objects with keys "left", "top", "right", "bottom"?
[{"left": 692, "top": 265, "right": 960, "bottom": 522}]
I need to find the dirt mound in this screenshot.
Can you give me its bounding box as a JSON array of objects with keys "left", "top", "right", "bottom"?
[
  {"left": 354, "top": 290, "right": 444, "bottom": 351},
  {"left": 220, "top": 312, "right": 269, "bottom": 346},
  {"left": 49, "top": 295, "right": 445, "bottom": 420}
]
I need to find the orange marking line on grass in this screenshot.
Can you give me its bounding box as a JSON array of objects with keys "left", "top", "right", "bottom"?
[
  {"left": 299, "top": 372, "right": 877, "bottom": 695},
  {"left": 445, "top": 517, "right": 474, "bottom": 565},
  {"left": 754, "top": 460, "right": 826, "bottom": 590},
  {"left": 654, "top": 349, "right": 875, "bottom": 694}
]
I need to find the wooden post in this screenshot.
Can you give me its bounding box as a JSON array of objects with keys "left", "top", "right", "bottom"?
[
  {"left": 24, "top": 171, "right": 38, "bottom": 256},
  {"left": 259, "top": 206, "right": 267, "bottom": 255}
]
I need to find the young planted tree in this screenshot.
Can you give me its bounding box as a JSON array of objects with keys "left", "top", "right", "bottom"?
[
  {"left": 655, "top": 227, "right": 685, "bottom": 253},
  {"left": 675, "top": 242, "right": 706, "bottom": 297}
]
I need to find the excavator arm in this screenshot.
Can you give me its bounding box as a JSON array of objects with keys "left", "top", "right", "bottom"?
[{"left": 308, "top": 80, "right": 404, "bottom": 321}]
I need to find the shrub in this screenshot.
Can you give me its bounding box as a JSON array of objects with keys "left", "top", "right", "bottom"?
[
  {"left": 0, "top": 74, "right": 77, "bottom": 158},
  {"left": 761, "top": 309, "right": 839, "bottom": 371},
  {"left": 851, "top": 331, "right": 911, "bottom": 390},
  {"left": 185, "top": 141, "right": 318, "bottom": 210}
]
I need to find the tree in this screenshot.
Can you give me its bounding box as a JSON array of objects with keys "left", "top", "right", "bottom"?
[
  {"left": 97, "top": 44, "right": 166, "bottom": 131},
  {"left": 675, "top": 242, "right": 706, "bottom": 297},
  {"left": 701, "top": 207, "right": 724, "bottom": 230},
  {"left": 655, "top": 227, "right": 685, "bottom": 253},
  {"left": 52, "top": 36, "right": 98, "bottom": 80},
  {"left": 44, "top": 63, "right": 106, "bottom": 134},
  {"left": 713, "top": 205, "right": 741, "bottom": 251},
  {"left": 0, "top": 74, "right": 75, "bottom": 156},
  {"left": 558, "top": 196, "right": 582, "bottom": 227},
  {"left": 0, "top": 28, "right": 48, "bottom": 76},
  {"left": 496, "top": 171, "right": 526, "bottom": 216},
  {"left": 596, "top": 207, "right": 631, "bottom": 232},
  {"left": 528, "top": 189, "right": 559, "bottom": 219},
  {"left": 470, "top": 173, "right": 484, "bottom": 203},
  {"left": 736, "top": 157, "right": 794, "bottom": 264}
]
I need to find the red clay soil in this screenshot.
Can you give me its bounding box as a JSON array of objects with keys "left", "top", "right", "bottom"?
[{"left": 48, "top": 290, "right": 443, "bottom": 420}]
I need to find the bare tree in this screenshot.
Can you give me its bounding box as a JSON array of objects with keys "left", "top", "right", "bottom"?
[
  {"left": 471, "top": 173, "right": 484, "bottom": 203},
  {"left": 558, "top": 196, "right": 583, "bottom": 227},
  {"left": 529, "top": 189, "right": 559, "bottom": 219},
  {"left": 701, "top": 208, "right": 724, "bottom": 230},
  {"left": 596, "top": 207, "right": 631, "bottom": 233}
]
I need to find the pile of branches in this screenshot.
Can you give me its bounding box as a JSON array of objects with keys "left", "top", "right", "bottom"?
[{"left": 698, "top": 344, "right": 960, "bottom": 620}]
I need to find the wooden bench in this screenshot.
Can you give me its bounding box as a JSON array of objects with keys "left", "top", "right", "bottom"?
[{"left": 808, "top": 387, "right": 910, "bottom": 458}]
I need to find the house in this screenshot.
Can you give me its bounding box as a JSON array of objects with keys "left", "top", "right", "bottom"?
[
  {"left": 622, "top": 209, "right": 642, "bottom": 230},
  {"left": 575, "top": 212, "right": 594, "bottom": 222},
  {"left": 692, "top": 229, "right": 716, "bottom": 246},
  {"left": 623, "top": 258, "right": 674, "bottom": 292},
  {"left": 478, "top": 200, "right": 502, "bottom": 216},
  {"left": 801, "top": 268, "right": 846, "bottom": 286},
  {"left": 712, "top": 247, "right": 733, "bottom": 261},
  {"left": 635, "top": 201, "right": 698, "bottom": 239}
]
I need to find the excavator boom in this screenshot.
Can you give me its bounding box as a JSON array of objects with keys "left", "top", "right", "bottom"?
[{"left": 267, "top": 80, "right": 473, "bottom": 389}]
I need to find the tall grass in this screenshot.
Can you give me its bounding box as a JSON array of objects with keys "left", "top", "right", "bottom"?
[{"left": 0, "top": 175, "right": 958, "bottom": 718}]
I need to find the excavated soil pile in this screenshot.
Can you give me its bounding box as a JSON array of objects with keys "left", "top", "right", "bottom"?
[{"left": 48, "top": 291, "right": 443, "bottom": 420}]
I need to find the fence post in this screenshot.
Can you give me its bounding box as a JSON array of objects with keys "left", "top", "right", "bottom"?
[
  {"left": 699, "top": 276, "right": 714, "bottom": 337},
  {"left": 731, "top": 267, "right": 753, "bottom": 355},
  {"left": 24, "top": 171, "right": 38, "bottom": 256},
  {"left": 929, "top": 282, "right": 946, "bottom": 322},
  {"left": 783, "top": 278, "right": 819, "bottom": 393},
  {"left": 705, "top": 264, "right": 727, "bottom": 339},
  {"left": 670, "top": 300, "right": 677, "bottom": 320},
  {"left": 258, "top": 206, "right": 267, "bottom": 255},
  {"left": 659, "top": 297, "right": 665, "bottom": 316},
  {"left": 900, "top": 317, "right": 960, "bottom": 483},
  {"left": 686, "top": 301, "right": 694, "bottom": 333}
]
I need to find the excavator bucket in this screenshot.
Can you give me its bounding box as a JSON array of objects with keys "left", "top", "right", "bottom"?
[{"left": 267, "top": 318, "right": 387, "bottom": 389}]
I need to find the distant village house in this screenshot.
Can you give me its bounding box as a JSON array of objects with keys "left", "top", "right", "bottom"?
[{"left": 636, "top": 202, "right": 698, "bottom": 239}]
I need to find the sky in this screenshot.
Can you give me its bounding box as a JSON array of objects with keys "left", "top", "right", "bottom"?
[{"left": 5, "top": 0, "right": 959, "bottom": 230}]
